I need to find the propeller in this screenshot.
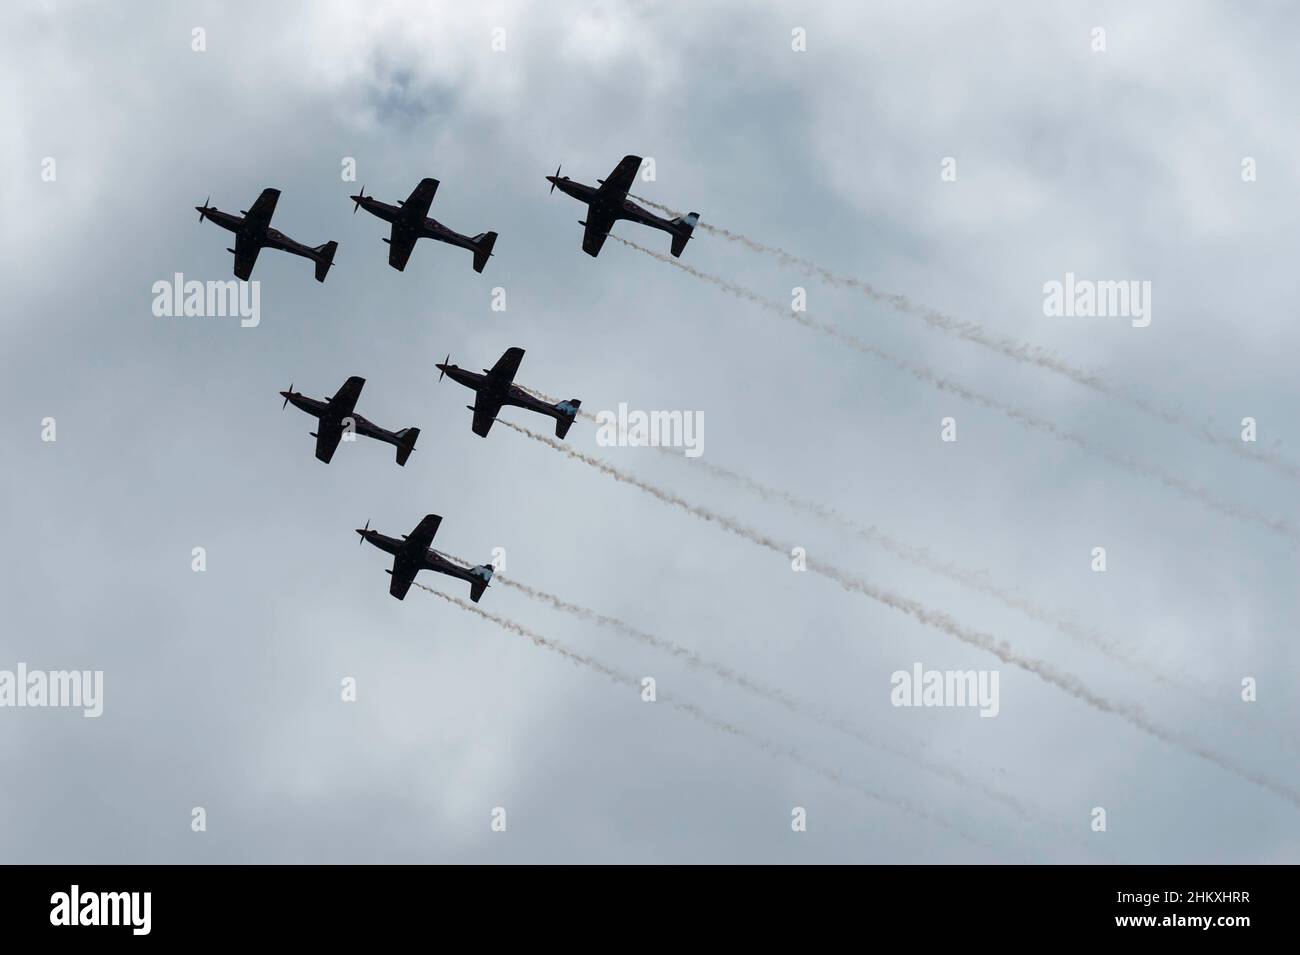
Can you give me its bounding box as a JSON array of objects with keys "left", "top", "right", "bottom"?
[
  {"left": 198, "top": 195, "right": 210, "bottom": 223},
  {"left": 353, "top": 185, "right": 365, "bottom": 214},
  {"left": 282, "top": 382, "right": 293, "bottom": 410},
  {"left": 438, "top": 353, "right": 450, "bottom": 382},
  {"left": 550, "top": 164, "right": 561, "bottom": 194},
  {"left": 358, "top": 518, "right": 370, "bottom": 545}
]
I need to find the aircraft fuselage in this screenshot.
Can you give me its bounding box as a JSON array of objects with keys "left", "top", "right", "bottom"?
[
  {"left": 353, "top": 196, "right": 479, "bottom": 252},
  {"left": 280, "top": 390, "right": 406, "bottom": 448},
  {"left": 199, "top": 206, "right": 320, "bottom": 257},
  {"left": 546, "top": 177, "right": 676, "bottom": 233},
  {"left": 437, "top": 364, "right": 549, "bottom": 415},
  {"left": 356, "top": 529, "right": 487, "bottom": 586}
]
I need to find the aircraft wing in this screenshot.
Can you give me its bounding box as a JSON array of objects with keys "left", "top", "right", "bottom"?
[
  {"left": 405, "top": 514, "right": 443, "bottom": 553},
  {"left": 325, "top": 376, "right": 365, "bottom": 417},
  {"left": 388, "top": 564, "right": 416, "bottom": 600},
  {"left": 403, "top": 178, "right": 439, "bottom": 219},
  {"left": 486, "top": 347, "right": 525, "bottom": 385},
  {"left": 597, "top": 155, "right": 642, "bottom": 199},
  {"left": 244, "top": 188, "right": 281, "bottom": 228},
  {"left": 314, "top": 421, "right": 343, "bottom": 463},
  {"left": 581, "top": 209, "right": 616, "bottom": 258},
  {"left": 387, "top": 227, "right": 417, "bottom": 271},
  {"left": 233, "top": 233, "right": 261, "bottom": 281},
  {"left": 471, "top": 391, "right": 504, "bottom": 438}
]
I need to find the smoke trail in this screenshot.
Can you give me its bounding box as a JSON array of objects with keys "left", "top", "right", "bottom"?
[
  {"left": 527, "top": 389, "right": 1116, "bottom": 659},
  {"left": 519, "top": 392, "right": 1300, "bottom": 754},
  {"left": 609, "top": 235, "right": 1300, "bottom": 544},
  {"left": 519, "top": 391, "right": 1300, "bottom": 756},
  {"left": 529, "top": 387, "right": 1126, "bottom": 655},
  {"left": 628, "top": 196, "right": 1300, "bottom": 483},
  {"left": 499, "top": 419, "right": 1300, "bottom": 810},
  {"left": 683, "top": 451, "right": 1300, "bottom": 752},
  {"left": 657, "top": 455, "right": 1195, "bottom": 682},
  {"left": 415, "top": 582, "right": 989, "bottom": 846},
  {"left": 438, "top": 553, "right": 1034, "bottom": 821}
]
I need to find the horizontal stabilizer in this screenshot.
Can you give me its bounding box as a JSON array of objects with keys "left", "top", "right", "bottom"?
[
  {"left": 314, "top": 240, "right": 339, "bottom": 282},
  {"left": 669, "top": 212, "right": 699, "bottom": 258},
  {"left": 395, "top": 427, "right": 420, "bottom": 466},
  {"left": 471, "top": 231, "right": 497, "bottom": 273},
  {"left": 554, "top": 398, "right": 581, "bottom": 440},
  {"left": 469, "top": 564, "right": 494, "bottom": 603}
]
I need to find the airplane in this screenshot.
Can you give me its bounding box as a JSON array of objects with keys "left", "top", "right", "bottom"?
[
  {"left": 279, "top": 376, "right": 420, "bottom": 466},
  {"left": 435, "top": 347, "right": 580, "bottom": 440},
  {"left": 356, "top": 514, "right": 494, "bottom": 602},
  {"left": 196, "top": 188, "right": 338, "bottom": 282},
  {"left": 546, "top": 154, "right": 699, "bottom": 259},
  {"left": 350, "top": 178, "right": 498, "bottom": 273}
]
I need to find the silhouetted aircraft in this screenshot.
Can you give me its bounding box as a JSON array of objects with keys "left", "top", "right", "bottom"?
[
  {"left": 350, "top": 178, "right": 497, "bottom": 273},
  {"left": 546, "top": 155, "right": 699, "bottom": 258},
  {"left": 280, "top": 376, "right": 420, "bottom": 465},
  {"left": 357, "top": 514, "right": 494, "bottom": 601},
  {"left": 196, "top": 188, "right": 338, "bottom": 282},
  {"left": 436, "top": 347, "right": 580, "bottom": 439}
]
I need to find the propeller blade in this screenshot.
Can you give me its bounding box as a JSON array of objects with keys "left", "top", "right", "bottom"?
[
  {"left": 198, "top": 195, "right": 210, "bottom": 222},
  {"left": 438, "top": 354, "right": 449, "bottom": 382},
  {"left": 550, "top": 164, "right": 561, "bottom": 194},
  {"left": 282, "top": 382, "right": 293, "bottom": 410},
  {"left": 359, "top": 519, "right": 370, "bottom": 545},
  {"left": 353, "top": 185, "right": 364, "bottom": 214}
]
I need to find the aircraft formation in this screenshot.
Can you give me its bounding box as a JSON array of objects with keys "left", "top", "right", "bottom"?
[
  {"left": 197, "top": 154, "right": 698, "bottom": 281},
  {"left": 195, "top": 154, "right": 695, "bottom": 603},
  {"left": 278, "top": 347, "right": 582, "bottom": 603}
]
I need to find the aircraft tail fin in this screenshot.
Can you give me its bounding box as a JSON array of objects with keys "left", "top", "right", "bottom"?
[
  {"left": 469, "top": 564, "right": 494, "bottom": 603},
  {"left": 313, "top": 240, "right": 339, "bottom": 282},
  {"left": 669, "top": 212, "right": 699, "bottom": 258},
  {"left": 395, "top": 427, "right": 420, "bottom": 467},
  {"left": 553, "top": 399, "right": 581, "bottom": 440},
  {"left": 471, "top": 231, "right": 497, "bottom": 273}
]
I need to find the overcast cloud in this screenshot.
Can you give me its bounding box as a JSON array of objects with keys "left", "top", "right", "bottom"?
[{"left": 2, "top": 0, "right": 1297, "bottom": 863}]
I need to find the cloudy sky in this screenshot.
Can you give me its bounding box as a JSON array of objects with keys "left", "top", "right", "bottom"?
[{"left": 3, "top": 0, "right": 1298, "bottom": 863}]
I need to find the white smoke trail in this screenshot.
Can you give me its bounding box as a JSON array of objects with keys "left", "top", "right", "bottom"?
[
  {"left": 416, "top": 582, "right": 993, "bottom": 847},
  {"left": 628, "top": 195, "right": 1300, "bottom": 484},
  {"left": 499, "top": 419, "right": 1300, "bottom": 810},
  {"left": 436, "top": 554, "right": 1035, "bottom": 821},
  {"left": 516, "top": 393, "right": 1300, "bottom": 756},
  {"left": 609, "top": 235, "right": 1300, "bottom": 544},
  {"left": 680, "top": 451, "right": 1300, "bottom": 754},
  {"left": 528, "top": 389, "right": 1114, "bottom": 656}
]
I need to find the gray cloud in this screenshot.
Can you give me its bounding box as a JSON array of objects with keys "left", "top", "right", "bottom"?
[{"left": 2, "top": 0, "right": 1297, "bottom": 863}]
